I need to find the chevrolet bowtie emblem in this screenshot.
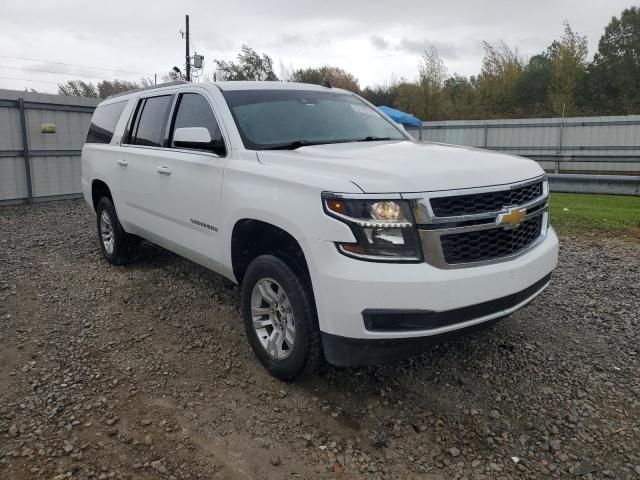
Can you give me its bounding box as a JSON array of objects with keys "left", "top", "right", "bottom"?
[{"left": 497, "top": 207, "right": 526, "bottom": 228}]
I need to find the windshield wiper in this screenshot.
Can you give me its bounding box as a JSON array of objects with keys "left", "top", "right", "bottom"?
[
  {"left": 261, "top": 137, "right": 396, "bottom": 150},
  {"left": 262, "top": 140, "right": 325, "bottom": 150},
  {"left": 356, "top": 136, "right": 393, "bottom": 142}
]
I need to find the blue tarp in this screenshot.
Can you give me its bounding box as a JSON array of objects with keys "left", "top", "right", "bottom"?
[{"left": 377, "top": 106, "right": 422, "bottom": 127}]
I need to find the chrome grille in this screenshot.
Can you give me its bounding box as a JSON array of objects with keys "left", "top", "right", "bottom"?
[
  {"left": 409, "top": 176, "right": 549, "bottom": 269},
  {"left": 440, "top": 215, "right": 543, "bottom": 264},
  {"left": 430, "top": 181, "right": 543, "bottom": 217}
]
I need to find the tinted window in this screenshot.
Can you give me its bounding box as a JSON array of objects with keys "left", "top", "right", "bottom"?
[
  {"left": 222, "top": 89, "right": 406, "bottom": 150},
  {"left": 131, "top": 95, "right": 172, "bottom": 147},
  {"left": 171, "top": 93, "right": 223, "bottom": 148},
  {"left": 86, "top": 101, "right": 127, "bottom": 144}
]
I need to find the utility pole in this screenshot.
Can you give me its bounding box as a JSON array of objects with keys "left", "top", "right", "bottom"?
[{"left": 185, "top": 14, "right": 191, "bottom": 81}]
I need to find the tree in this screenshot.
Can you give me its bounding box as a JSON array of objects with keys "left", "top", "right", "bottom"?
[
  {"left": 474, "top": 41, "right": 524, "bottom": 117},
  {"left": 581, "top": 7, "right": 640, "bottom": 114},
  {"left": 547, "top": 22, "right": 588, "bottom": 115},
  {"left": 278, "top": 61, "right": 295, "bottom": 82},
  {"left": 395, "top": 81, "right": 425, "bottom": 119},
  {"left": 442, "top": 74, "right": 476, "bottom": 119},
  {"left": 97, "top": 79, "right": 144, "bottom": 98},
  {"left": 291, "top": 65, "right": 360, "bottom": 92},
  {"left": 393, "top": 47, "right": 450, "bottom": 120},
  {"left": 416, "top": 46, "right": 449, "bottom": 120},
  {"left": 360, "top": 81, "right": 399, "bottom": 107},
  {"left": 514, "top": 55, "right": 553, "bottom": 116},
  {"left": 57, "top": 80, "right": 98, "bottom": 98},
  {"left": 58, "top": 78, "right": 148, "bottom": 99},
  {"left": 214, "top": 45, "right": 278, "bottom": 81},
  {"left": 164, "top": 67, "right": 185, "bottom": 82}
]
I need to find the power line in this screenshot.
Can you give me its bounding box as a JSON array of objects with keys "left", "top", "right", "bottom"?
[
  {"left": 0, "top": 55, "right": 154, "bottom": 77},
  {"left": 0, "top": 64, "right": 132, "bottom": 81},
  {"left": 0, "top": 75, "right": 61, "bottom": 85}
]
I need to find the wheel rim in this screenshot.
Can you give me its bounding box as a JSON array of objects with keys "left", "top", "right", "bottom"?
[
  {"left": 250, "top": 278, "right": 296, "bottom": 360},
  {"left": 100, "top": 210, "right": 115, "bottom": 255}
]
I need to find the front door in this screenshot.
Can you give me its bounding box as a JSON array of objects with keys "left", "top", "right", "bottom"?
[{"left": 150, "top": 91, "right": 228, "bottom": 269}]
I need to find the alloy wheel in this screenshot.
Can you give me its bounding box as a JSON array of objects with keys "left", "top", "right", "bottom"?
[
  {"left": 100, "top": 210, "right": 114, "bottom": 255},
  {"left": 250, "top": 278, "right": 296, "bottom": 360}
]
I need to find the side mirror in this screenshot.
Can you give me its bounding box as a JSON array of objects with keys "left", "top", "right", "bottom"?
[{"left": 173, "top": 127, "right": 226, "bottom": 156}]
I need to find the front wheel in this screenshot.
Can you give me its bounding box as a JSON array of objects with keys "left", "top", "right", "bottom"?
[{"left": 241, "top": 255, "right": 322, "bottom": 381}]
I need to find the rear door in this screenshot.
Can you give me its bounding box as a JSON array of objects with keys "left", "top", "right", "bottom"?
[{"left": 120, "top": 93, "right": 174, "bottom": 237}]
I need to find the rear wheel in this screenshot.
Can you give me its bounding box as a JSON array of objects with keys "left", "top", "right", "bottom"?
[
  {"left": 241, "top": 255, "right": 322, "bottom": 380},
  {"left": 96, "top": 197, "right": 140, "bottom": 266}
]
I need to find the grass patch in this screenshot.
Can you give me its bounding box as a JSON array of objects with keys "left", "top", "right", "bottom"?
[{"left": 549, "top": 193, "right": 640, "bottom": 234}]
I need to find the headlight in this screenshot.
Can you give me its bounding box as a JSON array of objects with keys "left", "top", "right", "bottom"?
[
  {"left": 323, "top": 195, "right": 422, "bottom": 262},
  {"left": 371, "top": 201, "right": 401, "bottom": 221}
]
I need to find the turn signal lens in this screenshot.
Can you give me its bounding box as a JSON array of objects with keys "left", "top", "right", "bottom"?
[{"left": 326, "top": 198, "right": 347, "bottom": 215}]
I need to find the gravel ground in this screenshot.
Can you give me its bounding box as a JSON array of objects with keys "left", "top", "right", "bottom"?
[{"left": 1, "top": 199, "right": 639, "bottom": 480}]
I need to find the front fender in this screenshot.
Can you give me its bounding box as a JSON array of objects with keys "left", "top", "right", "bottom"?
[{"left": 220, "top": 159, "right": 361, "bottom": 267}]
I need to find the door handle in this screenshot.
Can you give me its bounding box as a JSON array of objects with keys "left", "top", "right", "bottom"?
[
  {"left": 117, "top": 159, "right": 128, "bottom": 166},
  {"left": 156, "top": 166, "right": 172, "bottom": 175}
]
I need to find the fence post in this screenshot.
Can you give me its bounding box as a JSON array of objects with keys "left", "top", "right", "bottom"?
[
  {"left": 554, "top": 118, "right": 565, "bottom": 174},
  {"left": 483, "top": 123, "right": 489, "bottom": 148},
  {"left": 556, "top": 118, "right": 564, "bottom": 155},
  {"left": 18, "top": 98, "right": 33, "bottom": 203}
]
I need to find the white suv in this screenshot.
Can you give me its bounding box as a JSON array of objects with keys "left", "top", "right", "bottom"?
[{"left": 81, "top": 81, "right": 559, "bottom": 380}]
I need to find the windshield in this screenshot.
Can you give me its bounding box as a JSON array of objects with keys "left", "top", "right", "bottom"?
[{"left": 221, "top": 89, "right": 408, "bottom": 150}]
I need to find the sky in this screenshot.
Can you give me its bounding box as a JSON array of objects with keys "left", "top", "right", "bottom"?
[{"left": 0, "top": 0, "right": 634, "bottom": 94}]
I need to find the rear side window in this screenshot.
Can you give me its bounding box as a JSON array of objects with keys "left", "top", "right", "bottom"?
[
  {"left": 86, "top": 101, "right": 127, "bottom": 144},
  {"left": 170, "top": 93, "right": 223, "bottom": 148},
  {"left": 130, "top": 95, "right": 172, "bottom": 147}
]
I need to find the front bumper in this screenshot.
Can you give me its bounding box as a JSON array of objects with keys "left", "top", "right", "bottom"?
[
  {"left": 321, "top": 274, "right": 549, "bottom": 366},
  {"left": 300, "top": 226, "right": 558, "bottom": 352}
]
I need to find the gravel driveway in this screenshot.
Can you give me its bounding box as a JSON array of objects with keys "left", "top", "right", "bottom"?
[{"left": 1, "top": 200, "right": 639, "bottom": 480}]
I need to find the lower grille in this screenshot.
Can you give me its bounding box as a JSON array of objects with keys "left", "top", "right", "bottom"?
[
  {"left": 363, "top": 273, "right": 552, "bottom": 332},
  {"left": 440, "top": 216, "right": 543, "bottom": 265}
]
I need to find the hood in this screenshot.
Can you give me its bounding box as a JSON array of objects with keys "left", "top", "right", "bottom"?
[{"left": 256, "top": 140, "right": 544, "bottom": 193}]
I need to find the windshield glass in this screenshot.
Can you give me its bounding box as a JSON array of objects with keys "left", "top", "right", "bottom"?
[{"left": 221, "top": 89, "right": 408, "bottom": 150}]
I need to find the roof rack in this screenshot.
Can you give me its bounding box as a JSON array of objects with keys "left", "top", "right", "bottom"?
[{"left": 106, "top": 80, "right": 189, "bottom": 99}]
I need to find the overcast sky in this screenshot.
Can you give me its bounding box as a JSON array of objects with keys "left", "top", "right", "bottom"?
[{"left": 0, "top": 0, "right": 633, "bottom": 93}]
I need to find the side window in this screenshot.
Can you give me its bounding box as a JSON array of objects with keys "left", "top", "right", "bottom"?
[
  {"left": 86, "top": 101, "right": 127, "bottom": 144},
  {"left": 130, "top": 95, "right": 172, "bottom": 147},
  {"left": 170, "top": 93, "right": 223, "bottom": 149}
]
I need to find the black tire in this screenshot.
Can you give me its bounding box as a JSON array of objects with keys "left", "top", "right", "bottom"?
[
  {"left": 241, "top": 255, "right": 322, "bottom": 381},
  {"left": 96, "top": 197, "right": 140, "bottom": 266}
]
